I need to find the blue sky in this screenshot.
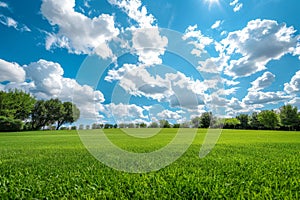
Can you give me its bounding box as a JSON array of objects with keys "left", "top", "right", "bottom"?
[{"left": 1, "top": 0, "right": 300, "bottom": 125}]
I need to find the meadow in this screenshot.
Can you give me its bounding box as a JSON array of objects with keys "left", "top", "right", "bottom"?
[{"left": 0, "top": 129, "right": 299, "bottom": 199}]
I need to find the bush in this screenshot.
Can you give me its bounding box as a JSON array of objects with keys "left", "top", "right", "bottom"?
[{"left": 0, "top": 116, "right": 24, "bottom": 132}]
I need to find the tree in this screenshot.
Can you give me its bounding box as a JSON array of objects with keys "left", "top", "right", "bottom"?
[
  {"left": 55, "top": 102, "right": 80, "bottom": 130},
  {"left": 44, "top": 98, "right": 64, "bottom": 128},
  {"left": 140, "top": 122, "right": 147, "bottom": 128},
  {"left": 149, "top": 121, "right": 159, "bottom": 128},
  {"left": 200, "top": 112, "right": 212, "bottom": 128},
  {"left": 224, "top": 118, "right": 240, "bottom": 129},
  {"left": 236, "top": 114, "right": 249, "bottom": 129},
  {"left": 30, "top": 100, "right": 48, "bottom": 130},
  {"left": 279, "top": 104, "right": 299, "bottom": 130},
  {"left": 191, "top": 116, "right": 201, "bottom": 128},
  {"left": 159, "top": 119, "right": 171, "bottom": 128},
  {"left": 173, "top": 124, "right": 180, "bottom": 128},
  {"left": 0, "top": 90, "right": 36, "bottom": 120},
  {"left": 258, "top": 110, "right": 279, "bottom": 130},
  {"left": 30, "top": 99, "right": 80, "bottom": 130},
  {"left": 249, "top": 112, "right": 261, "bottom": 129}
]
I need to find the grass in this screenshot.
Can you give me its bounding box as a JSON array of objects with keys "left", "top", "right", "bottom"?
[{"left": 0, "top": 129, "right": 299, "bottom": 199}]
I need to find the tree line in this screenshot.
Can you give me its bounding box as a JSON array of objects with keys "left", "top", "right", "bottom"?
[
  {"left": 0, "top": 90, "right": 80, "bottom": 131},
  {"left": 84, "top": 105, "right": 300, "bottom": 131}
]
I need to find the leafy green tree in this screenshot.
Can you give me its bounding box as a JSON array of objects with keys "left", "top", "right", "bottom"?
[
  {"left": 44, "top": 99, "right": 64, "bottom": 128},
  {"left": 236, "top": 114, "right": 249, "bottom": 129},
  {"left": 140, "top": 122, "right": 147, "bottom": 128},
  {"left": 30, "top": 99, "right": 80, "bottom": 130},
  {"left": 200, "top": 112, "right": 212, "bottom": 128},
  {"left": 0, "top": 116, "right": 24, "bottom": 131},
  {"left": 159, "top": 119, "right": 171, "bottom": 128},
  {"left": 249, "top": 112, "right": 261, "bottom": 129},
  {"left": 30, "top": 100, "right": 48, "bottom": 130},
  {"left": 0, "top": 90, "right": 36, "bottom": 120},
  {"left": 55, "top": 102, "right": 80, "bottom": 130},
  {"left": 149, "top": 121, "right": 159, "bottom": 128},
  {"left": 279, "top": 104, "right": 299, "bottom": 130},
  {"left": 258, "top": 110, "right": 279, "bottom": 130},
  {"left": 224, "top": 118, "right": 240, "bottom": 129},
  {"left": 173, "top": 123, "right": 180, "bottom": 128}
]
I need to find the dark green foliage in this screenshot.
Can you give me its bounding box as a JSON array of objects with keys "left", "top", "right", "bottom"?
[
  {"left": 173, "top": 123, "right": 180, "bottom": 128},
  {"left": 159, "top": 119, "right": 171, "bottom": 128},
  {"left": 236, "top": 114, "right": 249, "bottom": 129},
  {"left": 249, "top": 112, "right": 262, "bottom": 129},
  {"left": 258, "top": 110, "right": 280, "bottom": 130},
  {"left": 279, "top": 104, "right": 299, "bottom": 130},
  {"left": 0, "top": 90, "right": 36, "bottom": 120},
  {"left": 200, "top": 112, "right": 212, "bottom": 128},
  {"left": 30, "top": 99, "right": 80, "bottom": 130},
  {"left": 0, "top": 116, "right": 23, "bottom": 131}
]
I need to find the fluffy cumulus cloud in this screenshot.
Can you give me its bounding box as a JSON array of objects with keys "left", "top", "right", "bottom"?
[
  {"left": 103, "top": 103, "right": 147, "bottom": 123},
  {"left": 0, "top": 59, "right": 25, "bottom": 82},
  {"left": 106, "top": 64, "right": 215, "bottom": 109},
  {"left": 183, "top": 25, "right": 213, "bottom": 57},
  {"left": 132, "top": 28, "right": 168, "bottom": 65},
  {"left": 108, "top": 0, "right": 155, "bottom": 28},
  {"left": 284, "top": 70, "right": 300, "bottom": 94},
  {"left": 248, "top": 71, "right": 275, "bottom": 91},
  {"left": 106, "top": 64, "right": 171, "bottom": 101},
  {"left": 220, "top": 19, "right": 299, "bottom": 78},
  {"left": 288, "top": 97, "right": 300, "bottom": 108},
  {"left": 243, "top": 91, "right": 289, "bottom": 105},
  {"left": 41, "top": 0, "right": 119, "bottom": 59},
  {"left": 157, "top": 109, "right": 181, "bottom": 120},
  {"left": 108, "top": 0, "right": 167, "bottom": 66},
  {"left": 1, "top": 59, "right": 105, "bottom": 120}
]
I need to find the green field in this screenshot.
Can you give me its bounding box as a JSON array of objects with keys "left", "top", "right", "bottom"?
[{"left": 0, "top": 129, "right": 299, "bottom": 199}]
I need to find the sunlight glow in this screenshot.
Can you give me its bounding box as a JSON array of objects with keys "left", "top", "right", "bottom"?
[{"left": 204, "top": 0, "right": 220, "bottom": 9}]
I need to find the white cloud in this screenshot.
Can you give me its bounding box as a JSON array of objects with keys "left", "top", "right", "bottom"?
[
  {"left": 221, "top": 19, "right": 298, "bottom": 78},
  {"left": 198, "top": 57, "right": 224, "bottom": 73},
  {"left": 0, "top": 1, "right": 8, "bottom": 8},
  {"left": 183, "top": 24, "right": 213, "bottom": 57},
  {"left": 222, "top": 78, "right": 240, "bottom": 86},
  {"left": 106, "top": 64, "right": 171, "bottom": 101},
  {"left": 288, "top": 97, "right": 300, "bottom": 108},
  {"left": 109, "top": 0, "right": 167, "bottom": 66},
  {"left": 108, "top": 0, "right": 155, "bottom": 28},
  {"left": 41, "top": 0, "right": 119, "bottom": 59},
  {"left": 1, "top": 59, "right": 105, "bottom": 120},
  {"left": 132, "top": 27, "right": 168, "bottom": 65},
  {"left": 104, "top": 103, "right": 147, "bottom": 123},
  {"left": 106, "top": 64, "right": 213, "bottom": 109},
  {"left": 0, "top": 59, "right": 25, "bottom": 82},
  {"left": 243, "top": 91, "right": 289, "bottom": 105},
  {"left": 211, "top": 20, "right": 222, "bottom": 29},
  {"left": 248, "top": 71, "right": 275, "bottom": 91},
  {"left": 0, "top": 15, "right": 31, "bottom": 32},
  {"left": 230, "top": 0, "right": 243, "bottom": 12},
  {"left": 157, "top": 109, "right": 181, "bottom": 120},
  {"left": 284, "top": 70, "right": 300, "bottom": 94}
]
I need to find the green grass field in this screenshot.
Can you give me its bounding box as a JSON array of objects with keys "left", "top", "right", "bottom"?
[{"left": 0, "top": 129, "right": 299, "bottom": 199}]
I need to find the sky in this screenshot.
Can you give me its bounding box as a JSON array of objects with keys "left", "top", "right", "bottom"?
[{"left": 0, "top": 0, "right": 300, "bottom": 126}]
